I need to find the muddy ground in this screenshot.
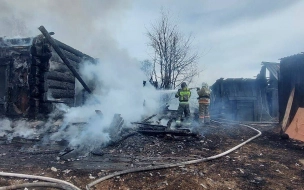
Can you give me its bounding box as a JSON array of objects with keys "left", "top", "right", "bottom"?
[{"left": 0, "top": 120, "right": 304, "bottom": 190}]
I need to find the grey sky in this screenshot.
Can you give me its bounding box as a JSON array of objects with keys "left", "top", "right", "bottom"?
[
  {"left": 114, "top": 0, "right": 304, "bottom": 86},
  {"left": 1, "top": 0, "right": 303, "bottom": 86}
]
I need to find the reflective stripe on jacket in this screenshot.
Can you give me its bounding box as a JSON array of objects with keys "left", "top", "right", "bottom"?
[
  {"left": 198, "top": 97, "right": 210, "bottom": 105},
  {"left": 175, "top": 88, "right": 191, "bottom": 102}
]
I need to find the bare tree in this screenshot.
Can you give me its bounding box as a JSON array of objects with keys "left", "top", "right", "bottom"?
[{"left": 147, "top": 11, "right": 199, "bottom": 89}]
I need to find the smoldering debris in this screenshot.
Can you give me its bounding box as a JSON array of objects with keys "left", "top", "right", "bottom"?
[
  {"left": 0, "top": 118, "right": 12, "bottom": 137},
  {"left": 0, "top": 111, "right": 126, "bottom": 155},
  {"left": 0, "top": 118, "right": 42, "bottom": 140}
]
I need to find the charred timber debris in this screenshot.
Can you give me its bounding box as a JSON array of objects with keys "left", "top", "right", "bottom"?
[{"left": 131, "top": 113, "right": 197, "bottom": 137}]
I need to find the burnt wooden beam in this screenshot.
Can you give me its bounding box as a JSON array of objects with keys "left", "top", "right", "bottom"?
[
  {"left": 282, "top": 86, "right": 295, "bottom": 132},
  {"left": 46, "top": 71, "right": 75, "bottom": 83},
  {"left": 49, "top": 62, "right": 71, "bottom": 73},
  {"left": 45, "top": 100, "right": 65, "bottom": 103},
  {"left": 38, "top": 26, "right": 92, "bottom": 94},
  {"left": 62, "top": 49, "right": 82, "bottom": 63},
  {"left": 49, "top": 89, "right": 75, "bottom": 99},
  {"left": 45, "top": 98, "right": 74, "bottom": 105},
  {"left": 50, "top": 57, "right": 79, "bottom": 71},
  {"left": 131, "top": 122, "right": 168, "bottom": 128},
  {"left": 53, "top": 38, "right": 95, "bottom": 63},
  {"left": 141, "top": 114, "right": 157, "bottom": 123},
  {"left": 47, "top": 79, "right": 75, "bottom": 90},
  {"left": 50, "top": 49, "right": 82, "bottom": 65},
  {"left": 137, "top": 128, "right": 196, "bottom": 136},
  {"left": 60, "top": 98, "right": 75, "bottom": 105}
]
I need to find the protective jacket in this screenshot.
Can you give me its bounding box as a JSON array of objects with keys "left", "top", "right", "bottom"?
[
  {"left": 197, "top": 87, "right": 210, "bottom": 105},
  {"left": 175, "top": 88, "right": 191, "bottom": 103},
  {"left": 197, "top": 86, "right": 211, "bottom": 124}
]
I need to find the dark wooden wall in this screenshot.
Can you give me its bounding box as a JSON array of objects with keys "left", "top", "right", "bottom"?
[
  {"left": 210, "top": 77, "right": 272, "bottom": 121},
  {"left": 279, "top": 53, "right": 304, "bottom": 122},
  {"left": 0, "top": 38, "right": 32, "bottom": 118}
]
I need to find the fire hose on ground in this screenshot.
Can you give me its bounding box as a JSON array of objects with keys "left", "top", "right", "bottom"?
[
  {"left": 0, "top": 182, "right": 71, "bottom": 190},
  {"left": 0, "top": 120, "right": 261, "bottom": 190},
  {"left": 0, "top": 172, "right": 81, "bottom": 190}
]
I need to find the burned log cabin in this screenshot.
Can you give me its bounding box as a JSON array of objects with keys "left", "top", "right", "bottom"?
[
  {"left": 0, "top": 35, "right": 96, "bottom": 119},
  {"left": 279, "top": 53, "right": 304, "bottom": 124},
  {"left": 210, "top": 62, "right": 279, "bottom": 121}
]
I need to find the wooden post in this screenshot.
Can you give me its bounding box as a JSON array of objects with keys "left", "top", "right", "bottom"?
[
  {"left": 38, "top": 26, "right": 92, "bottom": 94},
  {"left": 282, "top": 86, "right": 295, "bottom": 132}
]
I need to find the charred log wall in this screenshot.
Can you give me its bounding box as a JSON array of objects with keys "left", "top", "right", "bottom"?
[
  {"left": 0, "top": 35, "right": 96, "bottom": 119},
  {"left": 279, "top": 53, "right": 304, "bottom": 123},
  {"left": 46, "top": 39, "right": 96, "bottom": 107},
  {"left": 32, "top": 34, "right": 96, "bottom": 113},
  {"left": 47, "top": 52, "right": 76, "bottom": 107},
  {"left": 0, "top": 58, "right": 11, "bottom": 115},
  {"left": 29, "top": 36, "right": 53, "bottom": 117}
]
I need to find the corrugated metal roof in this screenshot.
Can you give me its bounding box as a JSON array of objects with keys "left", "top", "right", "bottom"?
[{"left": 262, "top": 62, "right": 280, "bottom": 80}]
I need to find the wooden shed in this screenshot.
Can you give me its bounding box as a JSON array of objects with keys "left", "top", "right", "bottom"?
[
  {"left": 210, "top": 62, "right": 279, "bottom": 121},
  {"left": 0, "top": 32, "right": 96, "bottom": 119}
]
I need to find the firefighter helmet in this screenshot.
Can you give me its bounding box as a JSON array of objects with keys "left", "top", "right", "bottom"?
[
  {"left": 201, "top": 82, "right": 208, "bottom": 88},
  {"left": 181, "top": 82, "right": 187, "bottom": 88}
]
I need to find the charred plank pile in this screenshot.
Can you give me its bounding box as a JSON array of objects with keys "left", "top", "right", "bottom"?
[
  {"left": 0, "top": 31, "right": 96, "bottom": 119},
  {"left": 131, "top": 114, "right": 197, "bottom": 137}
]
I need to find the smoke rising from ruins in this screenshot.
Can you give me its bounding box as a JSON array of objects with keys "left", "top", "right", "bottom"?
[{"left": 0, "top": 0, "right": 162, "bottom": 150}]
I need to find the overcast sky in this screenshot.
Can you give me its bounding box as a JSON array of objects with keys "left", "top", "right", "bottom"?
[{"left": 1, "top": 0, "right": 304, "bottom": 86}]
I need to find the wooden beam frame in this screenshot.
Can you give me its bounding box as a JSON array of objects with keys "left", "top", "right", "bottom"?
[
  {"left": 38, "top": 26, "right": 92, "bottom": 94},
  {"left": 282, "top": 86, "right": 295, "bottom": 131}
]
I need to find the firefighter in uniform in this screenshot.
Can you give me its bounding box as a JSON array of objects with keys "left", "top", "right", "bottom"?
[
  {"left": 175, "top": 82, "right": 191, "bottom": 126},
  {"left": 196, "top": 83, "right": 211, "bottom": 125}
]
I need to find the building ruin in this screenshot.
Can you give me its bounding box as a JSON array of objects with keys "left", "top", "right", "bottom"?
[{"left": 0, "top": 32, "right": 96, "bottom": 119}]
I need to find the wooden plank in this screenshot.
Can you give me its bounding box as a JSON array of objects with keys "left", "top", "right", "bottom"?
[
  {"left": 47, "top": 79, "right": 75, "bottom": 90},
  {"left": 49, "top": 89, "right": 75, "bottom": 99},
  {"left": 63, "top": 49, "right": 82, "bottom": 63},
  {"left": 53, "top": 38, "right": 95, "bottom": 63},
  {"left": 49, "top": 61, "right": 71, "bottom": 73},
  {"left": 46, "top": 71, "right": 75, "bottom": 83},
  {"left": 282, "top": 87, "right": 295, "bottom": 131}
]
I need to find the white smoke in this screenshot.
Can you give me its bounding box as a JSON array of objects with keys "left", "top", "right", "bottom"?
[
  {"left": 49, "top": 59, "right": 161, "bottom": 150},
  {"left": 0, "top": 118, "right": 45, "bottom": 141},
  {"left": 0, "top": 0, "right": 133, "bottom": 58}
]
